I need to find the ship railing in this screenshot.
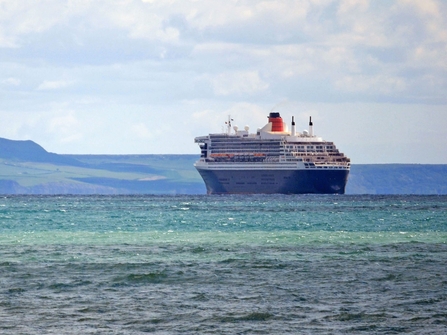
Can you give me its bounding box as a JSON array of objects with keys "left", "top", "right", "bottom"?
[
  {"left": 313, "top": 161, "right": 350, "bottom": 167},
  {"left": 209, "top": 153, "right": 266, "bottom": 158}
]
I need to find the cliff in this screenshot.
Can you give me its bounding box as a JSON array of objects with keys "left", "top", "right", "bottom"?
[{"left": 0, "top": 138, "right": 82, "bottom": 166}]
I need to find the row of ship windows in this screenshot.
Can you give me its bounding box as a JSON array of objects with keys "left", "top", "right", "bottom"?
[
  {"left": 210, "top": 149, "right": 338, "bottom": 153},
  {"left": 211, "top": 140, "right": 280, "bottom": 144},
  {"left": 211, "top": 146, "right": 280, "bottom": 150},
  {"left": 211, "top": 142, "right": 279, "bottom": 145},
  {"left": 286, "top": 145, "right": 334, "bottom": 149},
  {"left": 211, "top": 142, "right": 332, "bottom": 146},
  {"left": 210, "top": 146, "right": 337, "bottom": 152},
  {"left": 210, "top": 138, "right": 280, "bottom": 142},
  {"left": 304, "top": 164, "right": 347, "bottom": 169},
  {"left": 211, "top": 149, "right": 281, "bottom": 153},
  {"left": 287, "top": 149, "right": 338, "bottom": 153}
]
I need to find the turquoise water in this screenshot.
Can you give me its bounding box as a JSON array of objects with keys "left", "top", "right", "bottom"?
[{"left": 1, "top": 195, "right": 446, "bottom": 334}]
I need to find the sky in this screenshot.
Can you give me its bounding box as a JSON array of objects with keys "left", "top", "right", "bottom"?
[{"left": 0, "top": 0, "right": 446, "bottom": 164}]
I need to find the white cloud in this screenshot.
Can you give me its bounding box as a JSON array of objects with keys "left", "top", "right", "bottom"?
[
  {"left": 398, "top": 0, "right": 441, "bottom": 17},
  {"left": 0, "top": 33, "right": 18, "bottom": 48},
  {"left": 37, "top": 80, "right": 72, "bottom": 90},
  {"left": 411, "top": 46, "right": 447, "bottom": 70},
  {"left": 2, "top": 77, "right": 21, "bottom": 86},
  {"left": 0, "top": 0, "right": 446, "bottom": 162},
  {"left": 131, "top": 123, "right": 153, "bottom": 139},
  {"left": 47, "top": 111, "right": 83, "bottom": 144},
  {"left": 337, "top": 0, "right": 370, "bottom": 15},
  {"left": 335, "top": 75, "right": 407, "bottom": 94},
  {"left": 211, "top": 71, "right": 269, "bottom": 96},
  {"left": 0, "top": 1, "right": 69, "bottom": 47}
]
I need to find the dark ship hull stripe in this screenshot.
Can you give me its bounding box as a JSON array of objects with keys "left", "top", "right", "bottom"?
[{"left": 197, "top": 168, "right": 349, "bottom": 194}]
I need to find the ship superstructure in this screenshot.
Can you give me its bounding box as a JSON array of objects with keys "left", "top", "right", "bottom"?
[{"left": 194, "top": 112, "right": 350, "bottom": 194}]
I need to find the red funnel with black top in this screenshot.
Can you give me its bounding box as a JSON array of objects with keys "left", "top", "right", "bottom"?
[{"left": 268, "top": 112, "right": 284, "bottom": 132}]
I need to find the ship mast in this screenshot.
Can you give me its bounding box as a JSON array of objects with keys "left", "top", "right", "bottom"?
[
  {"left": 291, "top": 116, "right": 296, "bottom": 136},
  {"left": 226, "top": 115, "right": 233, "bottom": 135},
  {"left": 309, "top": 116, "right": 313, "bottom": 137}
]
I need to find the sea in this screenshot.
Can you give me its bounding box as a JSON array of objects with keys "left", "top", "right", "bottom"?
[{"left": 0, "top": 194, "right": 446, "bottom": 334}]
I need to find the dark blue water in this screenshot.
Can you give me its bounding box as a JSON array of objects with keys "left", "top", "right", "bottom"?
[{"left": 1, "top": 195, "right": 446, "bottom": 334}]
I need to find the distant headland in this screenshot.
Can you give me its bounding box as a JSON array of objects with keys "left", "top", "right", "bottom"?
[{"left": 0, "top": 137, "right": 446, "bottom": 194}]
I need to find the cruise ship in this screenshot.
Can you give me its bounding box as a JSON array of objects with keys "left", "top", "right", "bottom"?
[{"left": 194, "top": 112, "right": 350, "bottom": 194}]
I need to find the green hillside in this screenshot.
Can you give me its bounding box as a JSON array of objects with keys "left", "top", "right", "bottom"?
[
  {"left": 0, "top": 138, "right": 204, "bottom": 194},
  {"left": 346, "top": 164, "right": 447, "bottom": 194},
  {"left": 0, "top": 155, "right": 204, "bottom": 194}
]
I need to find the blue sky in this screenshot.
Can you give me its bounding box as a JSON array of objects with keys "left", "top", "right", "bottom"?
[{"left": 0, "top": 0, "right": 446, "bottom": 163}]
